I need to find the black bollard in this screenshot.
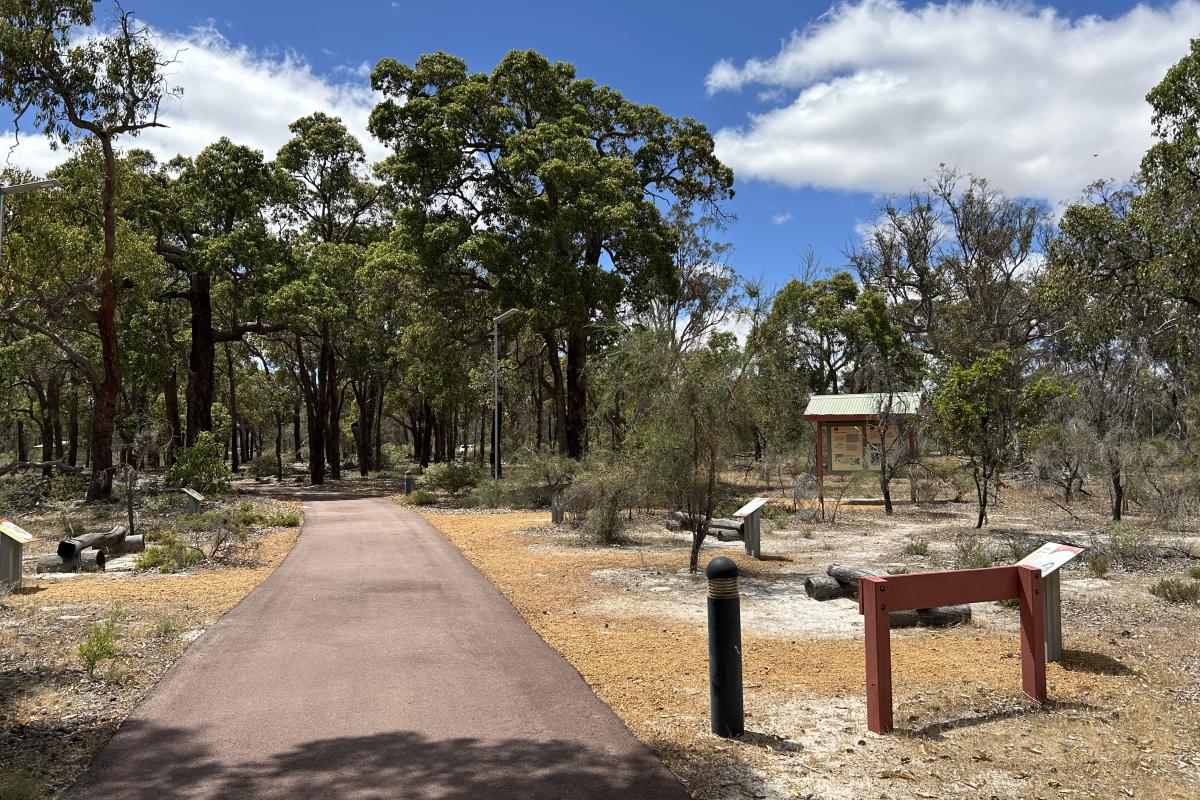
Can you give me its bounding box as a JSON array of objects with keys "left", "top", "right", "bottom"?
[
  {"left": 403, "top": 471, "right": 413, "bottom": 495},
  {"left": 706, "top": 556, "right": 744, "bottom": 737}
]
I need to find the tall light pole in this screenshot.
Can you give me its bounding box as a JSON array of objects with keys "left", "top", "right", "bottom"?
[
  {"left": 492, "top": 308, "right": 521, "bottom": 507},
  {"left": 0, "top": 179, "right": 62, "bottom": 269}
]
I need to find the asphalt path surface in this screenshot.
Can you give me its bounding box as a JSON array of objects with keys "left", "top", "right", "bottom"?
[{"left": 71, "top": 492, "right": 691, "bottom": 799}]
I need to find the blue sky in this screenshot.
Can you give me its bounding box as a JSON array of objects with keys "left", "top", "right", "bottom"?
[{"left": 3, "top": 0, "right": 1193, "bottom": 289}]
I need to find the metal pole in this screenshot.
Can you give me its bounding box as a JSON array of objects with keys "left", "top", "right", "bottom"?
[
  {"left": 706, "top": 556, "right": 744, "bottom": 737},
  {"left": 493, "top": 317, "right": 500, "bottom": 508}
]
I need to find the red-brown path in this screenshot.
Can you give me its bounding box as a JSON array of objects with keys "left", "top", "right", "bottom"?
[{"left": 70, "top": 492, "right": 691, "bottom": 800}]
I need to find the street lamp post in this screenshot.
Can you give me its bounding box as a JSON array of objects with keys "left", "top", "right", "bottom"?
[
  {"left": 492, "top": 308, "right": 521, "bottom": 507},
  {"left": 0, "top": 179, "right": 62, "bottom": 268}
]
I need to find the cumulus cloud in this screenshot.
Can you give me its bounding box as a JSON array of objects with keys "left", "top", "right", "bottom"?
[
  {"left": 1, "top": 25, "right": 383, "bottom": 174},
  {"left": 707, "top": 0, "right": 1200, "bottom": 204},
  {"left": 771, "top": 212, "right": 793, "bottom": 225}
]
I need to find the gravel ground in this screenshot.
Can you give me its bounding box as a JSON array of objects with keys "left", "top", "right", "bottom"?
[{"left": 422, "top": 496, "right": 1200, "bottom": 800}]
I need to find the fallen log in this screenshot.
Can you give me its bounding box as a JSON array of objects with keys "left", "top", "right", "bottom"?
[
  {"left": 804, "top": 574, "right": 844, "bottom": 601},
  {"left": 826, "top": 564, "right": 887, "bottom": 599},
  {"left": 57, "top": 525, "right": 127, "bottom": 561},
  {"left": 36, "top": 554, "right": 80, "bottom": 573},
  {"left": 889, "top": 605, "right": 971, "bottom": 628},
  {"left": 668, "top": 511, "right": 743, "bottom": 533},
  {"left": 111, "top": 534, "right": 144, "bottom": 555},
  {"left": 79, "top": 550, "right": 106, "bottom": 572}
]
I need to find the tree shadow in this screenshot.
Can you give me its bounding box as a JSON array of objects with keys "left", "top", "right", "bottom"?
[
  {"left": 1059, "top": 649, "right": 1136, "bottom": 676},
  {"left": 70, "top": 721, "right": 690, "bottom": 800},
  {"left": 903, "top": 699, "right": 1096, "bottom": 741}
]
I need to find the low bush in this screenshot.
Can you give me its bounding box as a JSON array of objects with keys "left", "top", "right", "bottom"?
[
  {"left": 79, "top": 619, "right": 118, "bottom": 677},
  {"left": 246, "top": 454, "right": 279, "bottom": 478},
  {"left": 404, "top": 489, "right": 438, "bottom": 506},
  {"left": 135, "top": 530, "right": 204, "bottom": 573},
  {"left": 902, "top": 537, "right": 931, "bottom": 556},
  {"left": 954, "top": 536, "right": 993, "bottom": 569},
  {"left": 1188, "top": 566, "right": 1200, "bottom": 581},
  {"left": 0, "top": 768, "right": 41, "bottom": 800},
  {"left": 421, "top": 462, "right": 481, "bottom": 497},
  {"left": 261, "top": 511, "right": 301, "bottom": 528},
  {"left": 1103, "top": 522, "right": 1154, "bottom": 565},
  {"left": 1149, "top": 578, "right": 1200, "bottom": 604},
  {"left": 566, "top": 466, "right": 631, "bottom": 545},
  {"left": 1086, "top": 552, "right": 1111, "bottom": 579},
  {"left": 165, "top": 432, "right": 232, "bottom": 493}
]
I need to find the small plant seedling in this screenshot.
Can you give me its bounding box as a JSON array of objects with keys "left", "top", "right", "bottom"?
[
  {"left": 954, "top": 536, "right": 992, "bottom": 569},
  {"left": 79, "top": 619, "right": 118, "bottom": 677}
]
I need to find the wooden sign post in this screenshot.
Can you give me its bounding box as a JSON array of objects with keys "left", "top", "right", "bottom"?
[
  {"left": 1, "top": 518, "right": 36, "bottom": 593},
  {"left": 732, "top": 497, "right": 770, "bottom": 560},
  {"left": 182, "top": 488, "right": 205, "bottom": 515},
  {"left": 1017, "top": 542, "right": 1084, "bottom": 662}
]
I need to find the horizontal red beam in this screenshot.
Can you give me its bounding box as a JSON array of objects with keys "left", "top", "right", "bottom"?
[{"left": 858, "top": 566, "right": 1022, "bottom": 613}]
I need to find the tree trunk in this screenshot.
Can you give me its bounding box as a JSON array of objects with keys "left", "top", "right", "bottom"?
[
  {"left": 225, "top": 342, "right": 239, "bottom": 472},
  {"left": 163, "top": 367, "right": 182, "bottom": 466},
  {"left": 86, "top": 138, "right": 121, "bottom": 503},
  {"left": 15, "top": 420, "right": 27, "bottom": 462},
  {"left": 185, "top": 271, "right": 216, "bottom": 447},
  {"left": 564, "top": 323, "right": 587, "bottom": 460},
  {"left": 1111, "top": 469, "right": 1123, "bottom": 522},
  {"left": 321, "top": 328, "right": 341, "bottom": 480},
  {"left": 275, "top": 412, "right": 283, "bottom": 480},
  {"left": 293, "top": 404, "right": 303, "bottom": 463},
  {"left": 66, "top": 384, "right": 79, "bottom": 467}
]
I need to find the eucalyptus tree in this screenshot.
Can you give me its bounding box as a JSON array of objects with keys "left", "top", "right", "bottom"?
[
  {"left": 0, "top": 0, "right": 179, "bottom": 499},
  {"left": 369, "top": 50, "right": 734, "bottom": 459}
]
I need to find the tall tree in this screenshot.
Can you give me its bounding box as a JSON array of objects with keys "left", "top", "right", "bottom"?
[
  {"left": 369, "top": 50, "right": 733, "bottom": 459},
  {"left": 0, "top": 0, "right": 178, "bottom": 499}
]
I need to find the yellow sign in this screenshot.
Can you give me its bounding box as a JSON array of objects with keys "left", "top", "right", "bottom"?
[{"left": 0, "top": 519, "right": 35, "bottom": 544}]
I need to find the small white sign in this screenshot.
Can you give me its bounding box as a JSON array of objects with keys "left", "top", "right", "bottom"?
[
  {"left": 732, "top": 497, "right": 771, "bottom": 519},
  {"left": 0, "top": 518, "right": 35, "bottom": 544},
  {"left": 182, "top": 488, "right": 205, "bottom": 502},
  {"left": 1017, "top": 542, "right": 1085, "bottom": 577}
]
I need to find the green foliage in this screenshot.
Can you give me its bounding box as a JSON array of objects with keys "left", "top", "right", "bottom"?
[
  {"left": 1102, "top": 522, "right": 1153, "bottom": 565},
  {"left": 261, "top": 512, "right": 301, "bottom": 528},
  {"left": 0, "top": 768, "right": 40, "bottom": 800},
  {"left": 566, "top": 464, "right": 631, "bottom": 545},
  {"left": 149, "top": 615, "right": 181, "bottom": 639},
  {"left": 1149, "top": 578, "right": 1200, "bottom": 605},
  {"left": 1189, "top": 567, "right": 1200, "bottom": 581},
  {"left": 404, "top": 489, "right": 438, "bottom": 506},
  {"left": 246, "top": 454, "right": 279, "bottom": 478},
  {"left": 421, "top": 462, "right": 482, "bottom": 497},
  {"left": 507, "top": 450, "right": 579, "bottom": 508},
  {"left": 135, "top": 530, "right": 202, "bottom": 573},
  {"left": 1086, "top": 552, "right": 1111, "bottom": 579},
  {"left": 79, "top": 619, "right": 118, "bottom": 677},
  {"left": 901, "top": 537, "right": 930, "bottom": 557},
  {"left": 954, "top": 536, "right": 993, "bottom": 569},
  {"left": 165, "top": 432, "right": 232, "bottom": 493}
]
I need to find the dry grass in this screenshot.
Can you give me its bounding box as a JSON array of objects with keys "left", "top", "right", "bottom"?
[{"left": 425, "top": 509, "right": 1200, "bottom": 800}]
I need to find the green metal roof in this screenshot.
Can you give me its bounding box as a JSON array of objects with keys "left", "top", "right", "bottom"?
[{"left": 803, "top": 392, "right": 921, "bottom": 418}]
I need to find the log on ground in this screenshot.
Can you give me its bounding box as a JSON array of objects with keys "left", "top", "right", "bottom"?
[
  {"left": 826, "top": 564, "right": 887, "bottom": 599},
  {"left": 79, "top": 550, "right": 106, "bottom": 572},
  {"left": 57, "top": 525, "right": 128, "bottom": 561},
  {"left": 889, "top": 605, "right": 971, "bottom": 628},
  {"left": 804, "top": 574, "right": 845, "bottom": 601},
  {"left": 36, "top": 554, "right": 81, "bottom": 574}
]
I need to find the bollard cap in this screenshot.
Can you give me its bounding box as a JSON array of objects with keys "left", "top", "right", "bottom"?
[{"left": 706, "top": 556, "right": 739, "bottom": 581}]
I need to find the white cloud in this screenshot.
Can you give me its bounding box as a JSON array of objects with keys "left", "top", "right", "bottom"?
[
  {"left": 771, "top": 211, "right": 793, "bottom": 225},
  {"left": 1, "top": 25, "right": 383, "bottom": 174},
  {"left": 707, "top": 0, "right": 1200, "bottom": 204}
]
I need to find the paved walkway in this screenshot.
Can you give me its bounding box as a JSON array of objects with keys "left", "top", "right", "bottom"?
[{"left": 71, "top": 493, "right": 690, "bottom": 800}]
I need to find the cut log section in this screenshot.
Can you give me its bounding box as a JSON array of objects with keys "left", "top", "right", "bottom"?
[
  {"left": 57, "top": 525, "right": 128, "bottom": 561},
  {"left": 804, "top": 574, "right": 844, "bottom": 601},
  {"left": 109, "top": 534, "right": 145, "bottom": 555},
  {"left": 80, "top": 550, "right": 106, "bottom": 572},
  {"left": 826, "top": 564, "right": 887, "bottom": 599},
  {"left": 667, "top": 511, "right": 743, "bottom": 536},
  {"left": 36, "top": 554, "right": 80, "bottom": 573}
]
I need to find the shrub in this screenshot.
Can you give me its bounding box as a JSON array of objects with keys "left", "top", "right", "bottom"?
[
  {"left": 176, "top": 510, "right": 251, "bottom": 558},
  {"left": 566, "top": 467, "right": 630, "bottom": 545},
  {"left": 135, "top": 531, "right": 203, "bottom": 573},
  {"left": 261, "top": 512, "right": 301, "bottom": 528},
  {"left": 0, "top": 768, "right": 41, "bottom": 800},
  {"left": 1102, "top": 522, "right": 1154, "bottom": 565},
  {"left": 246, "top": 454, "right": 279, "bottom": 478},
  {"left": 954, "top": 536, "right": 993, "bottom": 569},
  {"left": 165, "top": 432, "right": 232, "bottom": 493},
  {"left": 79, "top": 619, "right": 118, "bottom": 677},
  {"left": 421, "top": 462, "right": 481, "bottom": 497},
  {"left": 149, "top": 615, "right": 181, "bottom": 639},
  {"left": 1086, "top": 552, "right": 1111, "bottom": 579},
  {"left": 1188, "top": 566, "right": 1200, "bottom": 581},
  {"left": 405, "top": 489, "right": 438, "bottom": 506},
  {"left": 902, "top": 537, "right": 931, "bottom": 556},
  {"left": 1149, "top": 578, "right": 1200, "bottom": 604},
  {"left": 1005, "top": 537, "right": 1038, "bottom": 562},
  {"left": 507, "top": 450, "right": 578, "bottom": 508}
]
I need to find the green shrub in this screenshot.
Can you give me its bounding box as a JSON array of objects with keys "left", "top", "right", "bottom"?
[
  {"left": 79, "top": 619, "right": 118, "bottom": 677},
  {"left": 506, "top": 450, "right": 578, "bottom": 508},
  {"left": 1005, "top": 538, "right": 1038, "bottom": 562},
  {"left": 0, "top": 768, "right": 41, "bottom": 800},
  {"left": 149, "top": 615, "right": 181, "bottom": 639},
  {"left": 261, "top": 512, "right": 301, "bottom": 528},
  {"left": 1149, "top": 578, "right": 1200, "bottom": 604},
  {"left": 1188, "top": 567, "right": 1200, "bottom": 581},
  {"left": 405, "top": 489, "right": 438, "bottom": 506},
  {"left": 954, "top": 536, "right": 993, "bottom": 569},
  {"left": 1086, "top": 552, "right": 1111, "bottom": 579},
  {"left": 567, "top": 467, "right": 630, "bottom": 545},
  {"left": 246, "top": 454, "right": 279, "bottom": 478},
  {"left": 421, "top": 462, "right": 481, "bottom": 497},
  {"left": 135, "top": 534, "right": 203, "bottom": 573},
  {"left": 165, "top": 432, "right": 232, "bottom": 493},
  {"left": 902, "top": 537, "right": 931, "bottom": 556},
  {"left": 43, "top": 473, "right": 89, "bottom": 501},
  {"left": 1103, "top": 522, "right": 1153, "bottom": 565},
  {"left": 176, "top": 510, "right": 251, "bottom": 558}
]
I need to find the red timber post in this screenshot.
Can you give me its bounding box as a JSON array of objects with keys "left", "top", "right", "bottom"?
[
  {"left": 1017, "top": 565, "right": 1048, "bottom": 704},
  {"left": 861, "top": 576, "right": 892, "bottom": 733}
]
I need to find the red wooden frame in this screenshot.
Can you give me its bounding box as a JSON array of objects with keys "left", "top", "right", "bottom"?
[{"left": 858, "top": 565, "right": 1046, "bottom": 734}]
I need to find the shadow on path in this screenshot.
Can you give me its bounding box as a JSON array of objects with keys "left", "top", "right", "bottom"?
[{"left": 74, "top": 721, "right": 678, "bottom": 800}]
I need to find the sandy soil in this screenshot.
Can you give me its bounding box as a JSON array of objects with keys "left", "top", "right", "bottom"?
[{"left": 422, "top": 496, "right": 1200, "bottom": 800}]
